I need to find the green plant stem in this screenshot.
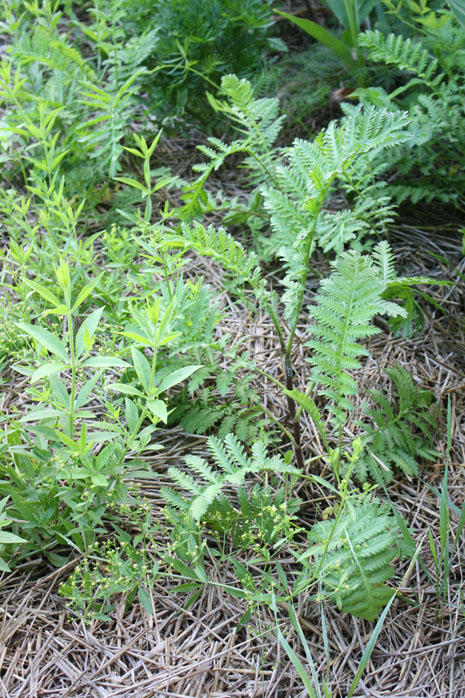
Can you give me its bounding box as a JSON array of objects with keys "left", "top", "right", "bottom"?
[
  {"left": 161, "top": 252, "right": 174, "bottom": 301},
  {"left": 243, "top": 147, "right": 279, "bottom": 188},
  {"left": 257, "top": 404, "right": 296, "bottom": 446},
  {"left": 68, "top": 313, "right": 77, "bottom": 439},
  {"left": 280, "top": 208, "right": 321, "bottom": 471},
  {"left": 252, "top": 362, "right": 303, "bottom": 466}
]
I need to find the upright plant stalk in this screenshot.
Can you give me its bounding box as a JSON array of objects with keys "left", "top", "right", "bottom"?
[
  {"left": 68, "top": 312, "right": 77, "bottom": 439},
  {"left": 278, "top": 186, "right": 331, "bottom": 470}
]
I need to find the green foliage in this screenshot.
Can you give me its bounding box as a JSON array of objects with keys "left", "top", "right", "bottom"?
[
  {"left": 171, "top": 358, "right": 269, "bottom": 444},
  {"left": 0, "top": 0, "right": 445, "bottom": 647},
  {"left": 142, "top": 0, "right": 282, "bottom": 121},
  {"left": 185, "top": 75, "right": 411, "bottom": 340},
  {"left": 255, "top": 45, "right": 339, "bottom": 136},
  {"left": 306, "top": 494, "right": 400, "bottom": 621},
  {"left": 275, "top": 10, "right": 360, "bottom": 77},
  {"left": 59, "top": 502, "right": 159, "bottom": 621},
  {"left": 0, "top": 1, "right": 147, "bottom": 195},
  {"left": 162, "top": 433, "right": 300, "bottom": 521},
  {"left": 151, "top": 222, "right": 269, "bottom": 305},
  {"left": 0, "top": 262, "right": 205, "bottom": 568},
  {"left": 261, "top": 105, "right": 409, "bottom": 321},
  {"left": 356, "top": 19, "right": 465, "bottom": 205},
  {"left": 350, "top": 366, "right": 439, "bottom": 483},
  {"left": 0, "top": 496, "right": 27, "bottom": 572},
  {"left": 205, "top": 484, "right": 302, "bottom": 550},
  {"left": 307, "top": 247, "right": 406, "bottom": 423},
  {"left": 179, "top": 74, "right": 283, "bottom": 220}
]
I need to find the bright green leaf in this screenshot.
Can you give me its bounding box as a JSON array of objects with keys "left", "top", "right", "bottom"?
[
  {"left": 157, "top": 365, "right": 203, "bottom": 393},
  {"left": 91, "top": 474, "right": 109, "bottom": 487},
  {"left": 147, "top": 398, "right": 168, "bottom": 423},
  {"left": 81, "top": 356, "right": 130, "bottom": 368},
  {"left": 131, "top": 347, "right": 152, "bottom": 393},
  {"left": 138, "top": 587, "right": 154, "bottom": 615},
  {"left": 0, "top": 531, "right": 27, "bottom": 544},
  {"left": 16, "top": 323, "right": 69, "bottom": 361},
  {"left": 31, "top": 362, "right": 67, "bottom": 383}
]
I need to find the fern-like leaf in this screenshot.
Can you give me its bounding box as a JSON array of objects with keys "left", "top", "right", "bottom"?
[
  {"left": 152, "top": 223, "right": 270, "bottom": 305},
  {"left": 306, "top": 250, "right": 406, "bottom": 422},
  {"left": 359, "top": 30, "right": 442, "bottom": 86},
  {"left": 163, "top": 434, "right": 300, "bottom": 521},
  {"left": 350, "top": 367, "right": 438, "bottom": 483},
  {"left": 307, "top": 495, "right": 400, "bottom": 621}
]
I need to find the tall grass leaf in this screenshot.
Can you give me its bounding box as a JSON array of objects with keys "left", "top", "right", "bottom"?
[
  {"left": 275, "top": 10, "right": 358, "bottom": 72},
  {"left": 271, "top": 595, "right": 318, "bottom": 698},
  {"left": 289, "top": 603, "right": 323, "bottom": 698}
]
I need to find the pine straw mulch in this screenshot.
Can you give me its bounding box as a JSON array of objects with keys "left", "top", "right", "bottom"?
[{"left": 1, "top": 211, "right": 465, "bottom": 696}]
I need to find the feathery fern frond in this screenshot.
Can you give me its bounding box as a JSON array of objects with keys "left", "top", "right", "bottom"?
[
  {"left": 354, "top": 29, "right": 465, "bottom": 208},
  {"left": 153, "top": 222, "right": 270, "bottom": 304},
  {"left": 341, "top": 104, "right": 410, "bottom": 157},
  {"left": 307, "top": 494, "right": 400, "bottom": 621},
  {"left": 78, "top": 72, "right": 143, "bottom": 177},
  {"left": 372, "top": 240, "right": 450, "bottom": 336},
  {"left": 349, "top": 367, "right": 438, "bottom": 484},
  {"left": 306, "top": 250, "right": 406, "bottom": 422},
  {"left": 162, "top": 434, "right": 300, "bottom": 521},
  {"left": 372, "top": 240, "right": 396, "bottom": 284},
  {"left": 180, "top": 75, "right": 283, "bottom": 220},
  {"left": 358, "top": 30, "right": 442, "bottom": 86},
  {"left": 207, "top": 74, "right": 285, "bottom": 154},
  {"left": 260, "top": 106, "right": 409, "bottom": 321},
  {"left": 13, "top": 25, "right": 95, "bottom": 81}
]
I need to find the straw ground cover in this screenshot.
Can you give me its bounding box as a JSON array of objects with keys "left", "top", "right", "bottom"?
[{"left": 1, "top": 1, "right": 465, "bottom": 696}]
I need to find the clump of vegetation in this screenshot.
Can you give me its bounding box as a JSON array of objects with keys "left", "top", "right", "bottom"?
[{"left": 0, "top": 1, "right": 463, "bottom": 695}]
